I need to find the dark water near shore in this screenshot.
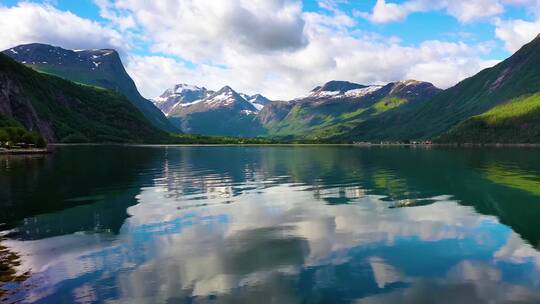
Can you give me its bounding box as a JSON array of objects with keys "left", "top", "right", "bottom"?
[{"left": 1, "top": 145, "right": 540, "bottom": 303}]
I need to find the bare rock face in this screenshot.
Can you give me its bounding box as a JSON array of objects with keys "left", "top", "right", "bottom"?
[
  {"left": 258, "top": 101, "right": 294, "bottom": 125},
  {"left": 0, "top": 72, "right": 55, "bottom": 141}
]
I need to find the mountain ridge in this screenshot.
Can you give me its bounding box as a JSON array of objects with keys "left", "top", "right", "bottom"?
[
  {"left": 164, "top": 85, "right": 264, "bottom": 136},
  {"left": 3, "top": 43, "right": 178, "bottom": 133},
  {"left": 0, "top": 53, "right": 169, "bottom": 143},
  {"left": 261, "top": 79, "right": 441, "bottom": 139},
  {"left": 337, "top": 34, "right": 540, "bottom": 141}
]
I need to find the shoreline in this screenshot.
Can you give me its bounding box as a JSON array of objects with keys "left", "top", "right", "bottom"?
[
  {"left": 46, "top": 143, "right": 540, "bottom": 148},
  {"left": 0, "top": 148, "right": 51, "bottom": 155}
]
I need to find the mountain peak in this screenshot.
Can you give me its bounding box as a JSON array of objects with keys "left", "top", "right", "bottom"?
[
  {"left": 387, "top": 80, "right": 441, "bottom": 99},
  {"left": 211, "top": 86, "right": 242, "bottom": 100},
  {"left": 172, "top": 83, "right": 205, "bottom": 93},
  {"left": 4, "top": 43, "right": 123, "bottom": 72},
  {"left": 3, "top": 43, "right": 178, "bottom": 133},
  {"left": 218, "top": 85, "right": 235, "bottom": 92},
  {"left": 315, "top": 81, "right": 366, "bottom": 93},
  {"left": 394, "top": 79, "right": 422, "bottom": 86},
  {"left": 153, "top": 83, "right": 212, "bottom": 115}
]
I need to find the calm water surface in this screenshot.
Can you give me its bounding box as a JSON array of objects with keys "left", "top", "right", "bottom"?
[{"left": 1, "top": 146, "right": 540, "bottom": 303}]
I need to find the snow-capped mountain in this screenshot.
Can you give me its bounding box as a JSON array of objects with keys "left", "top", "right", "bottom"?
[
  {"left": 259, "top": 79, "right": 441, "bottom": 137},
  {"left": 201, "top": 86, "right": 257, "bottom": 111},
  {"left": 302, "top": 80, "right": 384, "bottom": 100},
  {"left": 154, "top": 84, "right": 272, "bottom": 117},
  {"left": 153, "top": 84, "right": 214, "bottom": 115},
  {"left": 294, "top": 80, "right": 438, "bottom": 103},
  {"left": 6, "top": 43, "right": 120, "bottom": 73},
  {"left": 240, "top": 94, "right": 271, "bottom": 111},
  {"left": 163, "top": 85, "right": 266, "bottom": 137}
]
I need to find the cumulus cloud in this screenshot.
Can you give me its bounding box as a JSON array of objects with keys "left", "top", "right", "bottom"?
[
  {"left": 108, "top": 0, "right": 307, "bottom": 62},
  {"left": 446, "top": 0, "right": 504, "bottom": 22},
  {"left": 0, "top": 2, "right": 126, "bottom": 51},
  {"left": 0, "top": 0, "right": 509, "bottom": 100},
  {"left": 357, "top": 0, "right": 504, "bottom": 24},
  {"left": 354, "top": 0, "right": 433, "bottom": 23},
  {"left": 119, "top": 1, "right": 498, "bottom": 99},
  {"left": 127, "top": 36, "right": 497, "bottom": 100},
  {"left": 496, "top": 18, "right": 540, "bottom": 52}
]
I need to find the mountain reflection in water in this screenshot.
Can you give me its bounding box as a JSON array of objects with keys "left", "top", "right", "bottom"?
[{"left": 1, "top": 146, "right": 540, "bottom": 303}]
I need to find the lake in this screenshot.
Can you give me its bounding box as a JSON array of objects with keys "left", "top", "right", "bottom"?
[{"left": 1, "top": 145, "right": 540, "bottom": 303}]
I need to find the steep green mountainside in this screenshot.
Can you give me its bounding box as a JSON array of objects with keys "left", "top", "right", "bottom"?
[
  {"left": 3, "top": 43, "right": 178, "bottom": 133},
  {"left": 261, "top": 80, "right": 441, "bottom": 139},
  {"left": 0, "top": 53, "right": 169, "bottom": 143},
  {"left": 338, "top": 34, "right": 540, "bottom": 141},
  {"left": 438, "top": 93, "right": 540, "bottom": 143}
]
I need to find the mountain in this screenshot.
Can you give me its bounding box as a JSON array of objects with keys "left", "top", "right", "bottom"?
[
  {"left": 153, "top": 84, "right": 273, "bottom": 136},
  {"left": 153, "top": 84, "right": 214, "bottom": 116},
  {"left": 153, "top": 83, "right": 272, "bottom": 116},
  {"left": 309, "top": 80, "right": 369, "bottom": 96},
  {"left": 240, "top": 93, "right": 271, "bottom": 110},
  {"left": 2, "top": 43, "right": 178, "bottom": 133},
  {"left": 338, "top": 34, "right": 540, "bottom": 142},
  {"left": 155, "top": 79, "right": 439, "bottom": 139},
  {"left": 438, "top": 93, "right": 540, "bottom": 143},
  {"left": 0, "top": 53, "right": 169, "bottom": 143},
  {"left": 261, "top": 80, "right": 441, "bottom": 139},
  {"left": 166, "top": 86, "right": 265, "bottom": 136}
]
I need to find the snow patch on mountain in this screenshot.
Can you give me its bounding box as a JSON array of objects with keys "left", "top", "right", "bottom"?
[
  {"left": 299, "top": 81, "right": 384, "bottom": 101},
  {"left": 152, "top": 83, "right": 212, "bottom": 115},
  {"left": 345, "top": 85, "right": 384, "bottom": 98},
  {"left": 154, "top": 83, "right": 272, "bottom": 116}
]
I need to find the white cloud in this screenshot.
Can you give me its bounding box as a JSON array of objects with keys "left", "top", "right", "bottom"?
[
  {"left": 357, "top": 0, "right": 504, "bottom": 24},
  {"left": 111, "top": 0, "right": 307, "bottom": 62},
  {"left": 446, "top": 0, "right": 504, "bottom": 23},
  {"left": 495, "top": 18, "right": 540, "bottom": 52},
  {"left": 0, "top": 0, "right": 505, "bottom": 101},
  {"left": 128, "top": 36, "right": 496, "bottom": 100},
  {"left": 0, "top": 2, "right": 126, "bottom": 51},
  {"left": 354, "top": 0, "right": 431, "bottom": 23},
  {"left": 94, "top": 0, "right": 136, "bottom": 31},
  {"left": 120, "top": 1, "right": 497, "bottom": 99}
]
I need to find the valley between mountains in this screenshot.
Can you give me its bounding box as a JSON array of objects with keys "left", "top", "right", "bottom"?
[{"left": 2, "top": 34, "right": 540, "bottom": 144}]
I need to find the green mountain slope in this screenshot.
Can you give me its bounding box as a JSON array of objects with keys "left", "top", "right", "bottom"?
[
  {"left": 3, "top": 43, "right": 178, "bottom": 133},
  {"left": 261, "top": 80, "right": 441, "bottom": 139},
  {"left": 0, "top": 53, "right": 169, "bottom": 143},
  {"left": 438, "top": 93, "right": 540, "bottom": 143},
  {"left": 338, "top": 34, "right": 540, "bottom": 141}
]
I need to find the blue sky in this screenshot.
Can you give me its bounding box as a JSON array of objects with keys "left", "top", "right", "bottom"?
[{"left": 1, "top": 0, "right": 539, "bottom": 99}]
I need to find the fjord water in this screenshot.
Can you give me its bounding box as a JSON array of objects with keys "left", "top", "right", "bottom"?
[{"left": 2, "top": 146, "right": 540, "bottom": 303}]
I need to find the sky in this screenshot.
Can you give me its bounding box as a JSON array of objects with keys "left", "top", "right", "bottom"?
[{"left": 0, "top": 0, "right": 539, "bottom": 100}]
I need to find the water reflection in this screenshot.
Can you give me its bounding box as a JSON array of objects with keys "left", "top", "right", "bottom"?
[{"left": 1, "top": 146, "right": 540, "bottom": 303}]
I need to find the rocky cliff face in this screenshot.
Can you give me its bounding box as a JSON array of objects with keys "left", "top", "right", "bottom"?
[{"left": 0, "top": 70, "right": 56, "bottom": 141}]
